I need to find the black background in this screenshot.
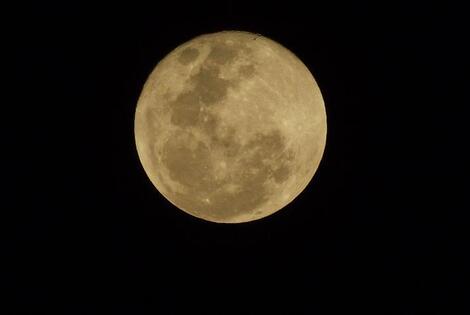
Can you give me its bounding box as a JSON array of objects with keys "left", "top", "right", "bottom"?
[{"left": 7, "top": 2, "right": 468, "bottom": 313}]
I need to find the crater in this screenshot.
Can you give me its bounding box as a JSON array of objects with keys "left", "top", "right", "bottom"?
[{"left": 178, "top": 47, "right": 200, "bottom": 65}]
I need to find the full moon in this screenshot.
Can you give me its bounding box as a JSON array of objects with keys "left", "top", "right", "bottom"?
[{"left": 135, "top": 31, "right": 327, "bottom": 223}]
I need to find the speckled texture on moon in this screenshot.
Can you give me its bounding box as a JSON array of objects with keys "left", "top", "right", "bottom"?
[{"left": 135, "top": 31, "right": 327, "bottom": 223}]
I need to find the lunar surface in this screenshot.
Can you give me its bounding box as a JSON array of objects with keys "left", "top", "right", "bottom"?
[{"left": 135, "top": 31, "right": 326, "bottom": 223}]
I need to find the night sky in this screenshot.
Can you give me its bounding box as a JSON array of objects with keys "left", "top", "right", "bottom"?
[{"left": 7, "top": 2, "right": 467, "bottom": 313}]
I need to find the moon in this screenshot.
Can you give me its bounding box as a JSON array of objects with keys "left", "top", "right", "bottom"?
[{"left": 135, "top": 31, "right": 326, "bottom": 223}]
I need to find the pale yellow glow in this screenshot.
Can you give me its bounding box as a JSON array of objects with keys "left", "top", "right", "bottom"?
[{"left": 134, "top": 31, "right": 326, "bottom": 223}]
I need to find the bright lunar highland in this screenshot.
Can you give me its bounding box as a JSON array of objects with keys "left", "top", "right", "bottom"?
[{"left": 135, "top": 31, "right": 327, "bottom": 223}]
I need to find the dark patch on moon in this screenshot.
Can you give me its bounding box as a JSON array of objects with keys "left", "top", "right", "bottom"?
[
  {"left": 169, "top": 91, "right": 201, "bottom": 127},
  {"left": 239, "top": 64, "right": 256, "bottom": 78},
  {"left": 191, "top": 66, "right": 232, "bottom": 104},
  {"left": 207, "top": 43, "right": 238, "bottom": 65},
  {"left": 178, "top": 47, "right": 200, "bottom": 65},
  {"left": 168, "top": 66, "right": 233, "bottom": 128},
  {"left": 271, "top": 164, "right": 291, "bottom": 183},
  {"left": 161, "top": 131, "right": 215, "bottom": 192}
]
